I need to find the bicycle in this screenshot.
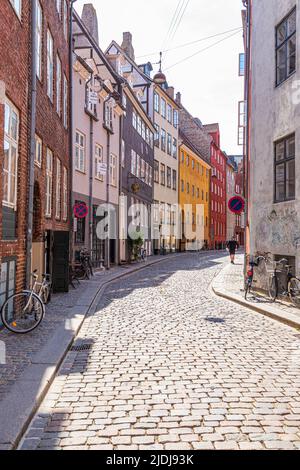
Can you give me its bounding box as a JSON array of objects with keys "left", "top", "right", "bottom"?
[
  {"left": 0, "top": 270, "right": 50, "bottom": 334},
  {"left": 74, "top": 249, "right": 94, "bottom": 280},
  {"left": 138, "top": 248, "right": 147, "bottom": 263},
  {"left": 244, "top": 254, "right": 270, "bottom": 300},
  {"left": 268, "top": 259, "right": 300, "bottom": 306}
]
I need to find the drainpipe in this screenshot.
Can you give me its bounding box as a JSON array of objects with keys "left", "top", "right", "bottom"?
[
  {"left": 105, "top": 128, "right": 111, "bottom": 270},
  {"left": 26, "top": 0, "right": 37, "bottom": 288},
  {"left": 88, "top": 82, "right": 94, "bottom": 254},
  {"left": 69, "top": 0, "right": 78, "bottom": 264}
]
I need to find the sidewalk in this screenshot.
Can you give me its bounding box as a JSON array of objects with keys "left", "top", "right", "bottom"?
[
  {"left": 0, "top": 252, "right": 185, "bottom": 450},
  {"left": 212, "top": 254, "right": 300, "bottom": 330}
]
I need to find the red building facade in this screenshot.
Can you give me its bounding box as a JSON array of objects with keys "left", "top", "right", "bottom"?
[{"left": 204, "top": 124, "right": 227, "bottom": 249}]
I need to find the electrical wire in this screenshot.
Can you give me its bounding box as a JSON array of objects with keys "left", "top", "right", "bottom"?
[
  {"left": 165, "top": 29, "right": 242, "bottom": 71},
  {"left": 169, "top": 0, "right": 190, "bottom": 43},
  {"left": 136, "top": 27, "right": 243, "bottom": 60},
  {"left": 161, "top": 0, "right": 184, "bottom": 50}
]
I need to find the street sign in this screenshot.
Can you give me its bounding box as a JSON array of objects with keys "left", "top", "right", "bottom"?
[
  {"left": 74, "top": 202, "right": 88, "bottom": 219},
  {"left": 228, "top": 196, "right": 245, "bottom": 214},
  {"left": 88, "top": 91, "right": 98, "bottom": 105}
]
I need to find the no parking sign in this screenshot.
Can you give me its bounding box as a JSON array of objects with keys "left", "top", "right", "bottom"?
[
  {"left": 74, "top": 202, "right": 88, "bottom": 219},
  {"left": 228, "top": 196, "right": 245, "bottom": 214}
]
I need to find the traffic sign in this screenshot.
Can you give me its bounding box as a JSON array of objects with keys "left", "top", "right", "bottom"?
[
  {"left": 74, "top": 202, "right": 88, "bottom": 219},
  {"left": 228, "top": 196, "right": 245, "bottom": 214}
]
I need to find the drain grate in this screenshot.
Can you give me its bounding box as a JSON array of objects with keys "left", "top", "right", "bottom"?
[{"left": 71, "top": 341, "right": 93, "bottom": 352}]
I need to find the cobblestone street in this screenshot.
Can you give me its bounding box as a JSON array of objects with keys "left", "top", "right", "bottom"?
[{"left": 19, "top": 253, "right": 300, "bottom": 450}]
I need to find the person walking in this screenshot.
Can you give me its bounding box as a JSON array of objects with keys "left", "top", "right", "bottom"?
[{"left": 226, "top": 237, "right": 239, "bottom": 264}]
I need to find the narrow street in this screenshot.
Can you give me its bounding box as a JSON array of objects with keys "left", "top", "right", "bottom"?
[{"left": 19, "top": 253, "right": 300, "bottom": 451}]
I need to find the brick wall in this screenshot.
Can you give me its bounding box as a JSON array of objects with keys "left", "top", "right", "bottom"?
[{"left": 0, "top": 0, "right": 31, "bottom": 294}]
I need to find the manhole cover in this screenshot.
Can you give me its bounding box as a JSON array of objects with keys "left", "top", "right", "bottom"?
[{"left": 71, "top": 341, "right": 93, "bottom": 352}]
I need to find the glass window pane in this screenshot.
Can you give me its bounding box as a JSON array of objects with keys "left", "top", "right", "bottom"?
[
  {"left": 4, "top": 103, "right": 10, "bottom": 135},
  {"left": 275, "top": 163, "right": 285, "bottom": 201},
  {"left": 286, "top": 159, "right": 295, "bottom": 199},
  {"left": 277, "top": 45, "right": 286, "bottom": 83},
  {"left": 277, "top": 21, "right": 287, "bottom": 46},
  {"left": 288, "top": 9, "right": 296, "bottom": 35},
  {"left": 287, "top": 135, "right": 295, "bottom": 158},
  {"left": 288, "top": 35, "right": 296, "bottom": 74}
]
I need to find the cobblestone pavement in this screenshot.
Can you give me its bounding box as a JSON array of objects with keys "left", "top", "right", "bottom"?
[{"left": 19, "top": 252, "right": 300, "bottom": 450}]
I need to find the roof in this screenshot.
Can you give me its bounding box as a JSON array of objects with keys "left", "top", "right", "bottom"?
[
  {"left": 203, "top": 123, "right": 220, "bottom": 133},
  {"left": 179, "top": 129, "right": 211, "bottom": 168}
]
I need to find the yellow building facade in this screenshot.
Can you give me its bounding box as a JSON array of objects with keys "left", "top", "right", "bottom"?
[{"left": 179, "top": 134, "right": 211, "bottom": 251}]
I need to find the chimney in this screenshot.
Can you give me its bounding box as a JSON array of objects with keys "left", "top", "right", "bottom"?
[
  {"left": 81, "top": 3, "right": 99, "bottom": 45},
  {"left": 166, "top": 86, "right": 174, "bottom": 100},
  {"left": 176, "top": 92, "right": 181, "bottom": 106},
  {"left": 121, "top": 32, "right": 135, "bottom": 61}
]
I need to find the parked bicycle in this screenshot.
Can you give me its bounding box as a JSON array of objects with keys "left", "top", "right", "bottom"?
[
  {"left": 268, "top": 258, "right": 300, "bottom": 306},
  {"left": 0, "top": 271, "right": 51, "bottom": 334},
  {"left": 74, "top": 249, "right": 94, "bottom": 280},
  {"left": 138, "top": 248, "right": 147, "bottom": 263},
  {"left": 244, "top": 254, "right": 270, "bottom": 300}
]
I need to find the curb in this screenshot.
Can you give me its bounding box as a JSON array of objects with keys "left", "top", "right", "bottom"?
[
  {"left": 212, "top": 269, "right": 300, "bottom": 331},
  {"left": 3, "top": 252, "right": 185, "bottom": 450}
]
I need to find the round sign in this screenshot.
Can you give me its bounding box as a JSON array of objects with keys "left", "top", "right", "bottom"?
[
  {"left": 74, "top": 202, "right": 88, "bottom": 219},
  {"left": 228, "top": 196, "right": 245, "bottom": 214}
]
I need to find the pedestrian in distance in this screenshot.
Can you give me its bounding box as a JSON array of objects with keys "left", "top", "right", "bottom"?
[{"left": 226, "top": 237, "right": 239, "bottom": 264}]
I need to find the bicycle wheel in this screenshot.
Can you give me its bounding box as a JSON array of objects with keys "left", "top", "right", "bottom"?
[
  {"left": 268, "top": 276, "right": 278, "bottom": 302},
  {"left": 288, "top": 277, "right": 300, "bottom": 307},
  {"left": 41, "top": 285, "right": 51, "bottom": 304},
  {"left": 245, "top": 280, "right": 252, "bottom": 300},
  {"left": 1, "top": 291, "right": 45, "bottom": 334}
]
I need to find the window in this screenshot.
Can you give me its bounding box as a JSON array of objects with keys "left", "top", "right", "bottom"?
[
  {"left": 36, "top": 1, "right": 42, "bottom": 79},
  {"left": 35, "top": 135, "right": 42, "bottom": 167},
  {"left": 141, "top": 159, "right": 145, "bottom": 180},
  {"left": 75, "top": 130, "right": 85, "bottom": 172},
  {"left": 160, "top": 164, "right": 165, "bottom": 186},
  {"left": 137, "top": 116, "right": 142, "bottom": 135},
  {"left": 131, "top": 150, "right": 137, "bottom": 175},
  {"left": 149, "top": 165, "right": 153, "bottom": 187},
  {"left": 192, "top": 159, "right": 195, "bottom": 169},
  {"left": 161, "top": 98, "right": 166, "bottom": 118},
  {"left": 167, "top": 133, "right": 172, "bottom": 155},
  {"left": 181, "top": 151, "right": 184, "bottom": 163},
  {"left": 197, "top": 188, "right": 200, "bottom": 198},
  {"left": 192, "top": 185, "right": 195, "bottom": 197},
  {"left": 56, "top": 158, "right": 61, "bottom": 219},
  {"left": 154, "top": 92, "right": 160, "bottom": 113},
  {"left": 172, "top": 169, "right": 177, "bottom": 191},
  {"left": 187, "top": 182, "right": 190, "bottom": 194},
  {"left": 274, "top": 134, "right": 295, "bottom": 202},
  {"left": 136, "top": 154, "right": 141, "bottom": 178},
  {"left": 181, "top": 180, "right": 184, "bottom": 192},
  {"left": 56, "top": 55, "right": 62, "bottom": 116},
  {"left": 105, "top": 102, "right": 113, "bottom": 130},
  {"left": 95, "top": 144, "right": 104, "bottom": 181},
  {"left": 141, "top": 121, "right": 146, "bottom": 141},
  {"left": 47, "top": 29, "right": 54, "bottom": 101},
  {"left": 0, "top": 258, "right": 16, "bottom": 312},
  {"left": 63, "top": 0, "right": 68, "bottom": 39},
  {"left": 172, "top": 138, "right": 177, "bottom": 159},
  {"left": 10, "top": 0, "right": 21, "bottom": 17},
  {"left": 132, "top": 111, "right": 137, "bottom": 129},
  {"left": 45, "top": 149, "right": 53, "bottom": 217},
  {"left": 161, "top": 129, "right": 166, "bottom": 152},
  {"left": 63, "top": 167, "right": 68, "bottom": 221},
  {"left": 186, "top": 155, "right": 189, "bottom": 166},
  {"left": 173, "top": 110, "right": 178, "bottom": 129},
  {"left": 167, "top": 167, "right": 171, "bottom": 188},
  {"left": 109, "top": 154, "right": 117, "bottom": 186},
  {"left": 154, "top": 124, "right": 160, "bottom": 147},
  {"left": 63, "top": 75, "right": 68, "bottom": 128},
  {"left": 56, "top": 0, "right": 61, "bottom": 16},
  {"left": 276, "top": 8, "right": 296, "bottom": 85},
  {"left": 154, "top": 160, "right": 159, "bottom": 183},
  {"left": 121, "top": 139, "right": 125, "bottom": 168},
  {"left": 3, "top": 99, "right": 19, "bottom": 209},
  {"left": 167, "top": 104, "right": 172, "bottom": 123}
]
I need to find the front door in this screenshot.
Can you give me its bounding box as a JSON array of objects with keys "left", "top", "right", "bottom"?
[{"left": 52, "top": 231, "right": 70, "bottom": 293}]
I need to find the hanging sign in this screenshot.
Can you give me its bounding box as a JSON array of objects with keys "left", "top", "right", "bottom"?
[{"left": 74, "top": 202, "right": 88, "bottom": 219}]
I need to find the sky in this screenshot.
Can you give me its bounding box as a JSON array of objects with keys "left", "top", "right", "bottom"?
[{"left": 75, "top": 0, "right": 245, "bottom": 155}]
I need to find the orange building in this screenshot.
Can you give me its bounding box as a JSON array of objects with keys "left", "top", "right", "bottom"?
[{"left": 179, "top": 131, "right": 211, "bottom": 251}]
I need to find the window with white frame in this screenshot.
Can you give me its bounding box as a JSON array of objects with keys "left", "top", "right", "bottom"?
[
  {"left": 63, "top": 0, "right": 68, "bottom": 39},
  {"left": 55, "top": 158, "right": 61, "bottom": 219},
  {"left": 173, "top": 109, "right": 178, "bottom": 129},
  {"left": 75, "top": 131, "right": 85, "bottom": 172},
  {"left": 63, "top": 166, "right": 68, "bottom": 220},
  {"left": 10, "top": 0, "right": 21, "bottom": 18},
  {"left": 56, "top": 55, "right": 62, "bottom": 116},
  {"left": 167, "top": 104, "right": 172, "bottom": 123},
  {"left": 47, "top": 29, "right": 54, "bottom": 101},
  {"left": 131, "top": 150, "right": 136, "bottom": 175},
  {"left": 161, "top": 98, "right": 166, "bottom": 118},
  {"left": 105, "top": 102, "right": 113, "bottom": 129},
  {"left": 109, "top": 154, "right": 117, "bottom": 186},
  {"left": 45, "top": 148, "right": 53, "bottom": 217},
  {"left": 36, "top": 1, "right": 42, "bottom": 79},
  {"left": 121, "top": 139, "right": 125, "bottom": 168},
  {"left": 3, "top": 99, "right": 19, "bottom": 209},
  {"left": 63, "top": 74, "right": 68, "bottom": 128},
  {"left": 35, "top": 135, "right": 42, "bottom": 167},
  {"left": 56, "top": 0, "right": 61, "bottom": 17},
  {"left": 132, "top": 110, "right": 137, "bottom": 129},
  {"left": 95, "top": 144, "right": 104, "bottom": 181},
  {"left": 154, "top": 92, "right": 160, "bottom": 113}
]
